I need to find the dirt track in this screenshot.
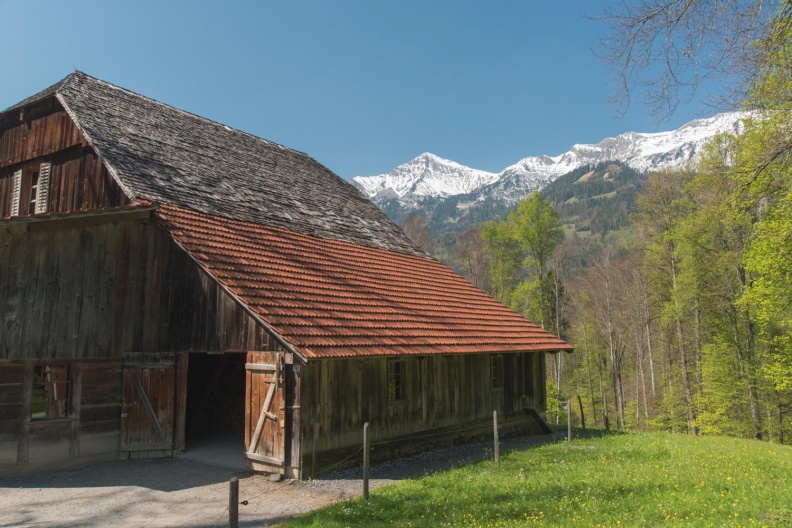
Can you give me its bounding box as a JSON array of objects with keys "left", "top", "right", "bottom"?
[
  {"left": 1, "top": 457, "right": 351, "bottom": 527},
  {"left": 0, "top": 434, "right": 560, "bottom": 527}
]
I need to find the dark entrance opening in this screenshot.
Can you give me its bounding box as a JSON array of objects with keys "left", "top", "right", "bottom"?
[{"left": 183, "top": 352, "right": 247, "bottom": 468}]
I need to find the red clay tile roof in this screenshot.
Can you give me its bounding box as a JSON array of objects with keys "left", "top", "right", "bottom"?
[{"left": 157, "top": 204, "right": 574, "bottom": 359}]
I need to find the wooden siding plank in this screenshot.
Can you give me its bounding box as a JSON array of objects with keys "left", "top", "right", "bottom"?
[
  {"left": 288, "top": 362, "right": 301, "bottom": 476},
  {"left": 174, "top": 353, "right": 188, "bottom": 452},
  {"left": 69, "top": 363, "right": 82, "bottom": 457},
  {"left": 17, "top": 363, "right": 33, "bottom": 464}
]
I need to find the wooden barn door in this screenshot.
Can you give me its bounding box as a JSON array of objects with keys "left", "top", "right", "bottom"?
[
  {"left": 120, "top": 354, "right": 177, "bottom": 457},
  {"left": 245, "top": 352, "right": 287, "bottom": 475}
]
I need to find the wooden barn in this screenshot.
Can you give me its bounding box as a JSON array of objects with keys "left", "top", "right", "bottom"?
[{"left": 0, "top": 72, "right": 573, "bottom": 478}]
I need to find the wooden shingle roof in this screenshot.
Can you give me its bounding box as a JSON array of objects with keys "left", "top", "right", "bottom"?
[{"left": 39, "top": 71, "right": 424, "bottom": 257}]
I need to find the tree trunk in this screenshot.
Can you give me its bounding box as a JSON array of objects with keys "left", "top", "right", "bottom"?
[
  {"left": 670, "top": 252, "right": 696, "bottom": 435},
  {"left": 734, "top": 263, "right": 763, "bottom": 440},
  {"left": 694, "top": 303, "right": 704, "bottom": 421},
  {"left": 602, "top": 263, "right": 625, "bottom": 431},
  {"left": 608, "top": 330, "right": 623, "bottom": 430},
  {"left": 664, "top": 350, "right": 677, "bottom": 431},
  {"left": 556, "top": 353, "right": 563, "bottom": 393},
  {"left": 637, "top": 328, "right": 649, "bottom": 423},
  {"left": 598, "top": 355, "right": 609, "bottom": 431},
  {"left": 553, "top": 270, "right": 562, "bottom": 339},
  {"left": 776, "top": 391, "right": 785, "bottom": 445},
  {"left": 693, "top": 304, "right": 702, "bottom": 378},
  {"left": 744, "top": 326, "right": 762, "bottom": 441},
  {"left": 582, "top": 323, "right": 599, "bottom": 427},
  {"left": 643, "top": 288, "right": 657, "bottom": 400},
  {"left": 676, "top": 316, "right": 696, "bottom": 435}
]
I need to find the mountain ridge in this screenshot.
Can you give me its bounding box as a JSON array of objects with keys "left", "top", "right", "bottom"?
[
  {"left": 352, "top": 152, "right": 500, "bottom": 201},
  {"left": 352, "top": 112, "right": 747, "bottom": 209}
]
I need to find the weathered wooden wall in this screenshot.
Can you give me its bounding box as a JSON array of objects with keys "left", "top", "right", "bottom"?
[
  {"left": 0, "top": 359, "right": 123, "bottom": 475},
  {"left": 0, "top": 212, "right": 282, "bottom": 475},
  {"left": 298, "top": 352, "right": 547, "bottom": 473},
  {"left": 0, "top": 214, "right": 274, "bottom": 360},
  {"left": 0, "top": 97, "right": 131, "bottom": 218},
  {"left": 0, "top": 98, "right": 81, "bottom": 166},
  {"left": 0, "top": 363, "right": 24, "bottom": 467}
]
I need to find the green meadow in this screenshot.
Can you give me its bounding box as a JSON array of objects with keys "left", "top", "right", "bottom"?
[{"left": 281, "top": 432, "right": 791, "bottom": 527}]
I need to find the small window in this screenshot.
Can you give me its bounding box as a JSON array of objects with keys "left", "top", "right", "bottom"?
[
  {"left": 32, "top": 365, "right": 70, "bottom": 420},
  {"left": 491, "top": 355, "right": 504, "bottom": 390},
  {"left": 10, "top": 162, "right": 50, "bottom": 217},
  {"left": 28, "top": 171, "right": 39, "bottom": 215},
  {"left": 387, "top": 359, "right": 406, "bottom": 402}
]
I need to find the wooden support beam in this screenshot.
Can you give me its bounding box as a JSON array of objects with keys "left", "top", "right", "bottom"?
[
  {"left": 245, "top": 451, "right": 284, "bottom": 467},
  {"left": 132, "top": 369, "right": 167, "bottom": 444},
  {"left": 245, "top": 363, "right": 276, "bottom": 372},
  {"left": 248, "top": 382, "right": 277, "bottom": 451}
]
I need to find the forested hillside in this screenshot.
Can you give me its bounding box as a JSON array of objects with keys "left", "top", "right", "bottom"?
[
  {"left": 542, "top": 161, "right": 644, "bottom": 239},
  {"left": 433, "top": 160, "right": 648, "bottom": 295},
  {"left": 408, "top": 2, "right": 792, "bottom": 444},
  {"left": 559, "top": 0, "right": 792, "bottom": 442},
  {"left": 437, "top": 135, "right": 791, "bottom": 443}
]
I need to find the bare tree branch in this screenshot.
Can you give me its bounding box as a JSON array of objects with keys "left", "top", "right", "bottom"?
[{"left": 593, "top": 0, "right": 779, "bottom": 120}]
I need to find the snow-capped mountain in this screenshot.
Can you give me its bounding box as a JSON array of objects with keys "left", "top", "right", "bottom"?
[
  {"left": 353, "top": 112, "right": 747, "bottom": 208},
  {"left": 354, "top": 152, "right": 500, "bottom": 202}
]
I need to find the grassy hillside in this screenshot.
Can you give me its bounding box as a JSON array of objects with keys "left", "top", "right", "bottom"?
[{"left": 280, "top": 432, "right": 791, "bottom": 527}]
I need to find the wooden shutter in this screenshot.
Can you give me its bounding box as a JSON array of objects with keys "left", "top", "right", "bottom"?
[
  {"left": 11, "top": 169, "right": 22, "bottom": 216},
  {"left": 35, "top": 162, "right": 51, "bottom": 214}
]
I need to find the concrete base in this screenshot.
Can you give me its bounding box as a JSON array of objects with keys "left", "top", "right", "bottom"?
[{"left": 179, "top": 432, "right": 249, "bottom": 470}]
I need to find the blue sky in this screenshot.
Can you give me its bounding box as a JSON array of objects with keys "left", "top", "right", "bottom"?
[{"left": 1, "top": 0, "right": 722, "bottom": 179}]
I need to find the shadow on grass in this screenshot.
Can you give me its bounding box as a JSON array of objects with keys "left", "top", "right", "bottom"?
[
  {"left": 314, "top": 432, "right": 562, "bottom": 485},
  {"left": 549, "top": 424, "right": 628, "bottom": 440}
]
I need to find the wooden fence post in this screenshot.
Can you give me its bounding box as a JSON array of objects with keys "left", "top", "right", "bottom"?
[
  {"left": 311, "top": 421, "right": 319, "bottom": 479},
  {"left": 298, "top": 432, "right": 304, "bottom": 481},
  {"left": 567, "top": 399, "right": 573, "bottom": 443},
  {"left": 493, "top": 410, "right": 500, "bottom": 463},
  {"left": 229, "top": 477, "right": 239, "bottom": 528},
  {"left": 363, "top": 422, "right": 371, "bottom": 498}
]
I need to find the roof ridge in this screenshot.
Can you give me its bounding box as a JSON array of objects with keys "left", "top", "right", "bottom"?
[{"left": 1, "top": 70, "right": 313, "bottom": 167}]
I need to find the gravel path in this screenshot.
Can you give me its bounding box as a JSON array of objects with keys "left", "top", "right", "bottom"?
[{"left": 0, "top": 434, "right": 561, "bottom": 527}]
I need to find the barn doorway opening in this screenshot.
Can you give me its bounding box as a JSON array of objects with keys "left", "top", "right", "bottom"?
[{"left": 182, "top": 352, "right": 247, "bottom": 468}]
